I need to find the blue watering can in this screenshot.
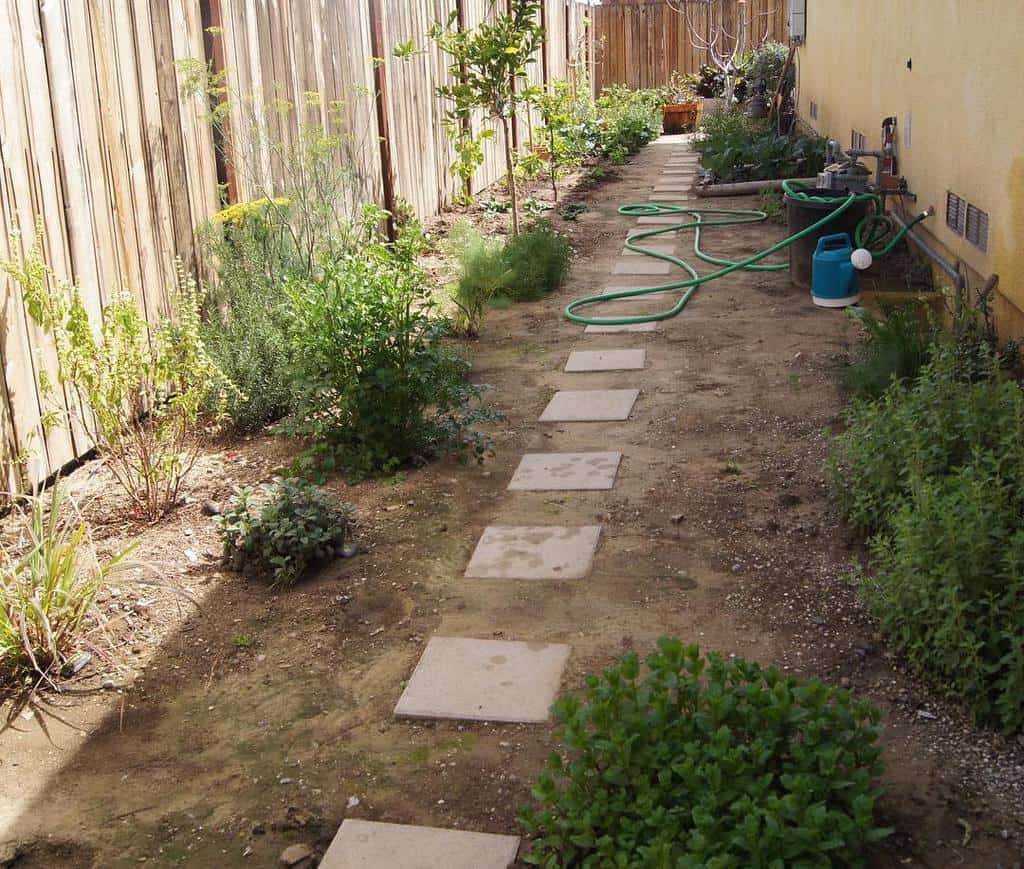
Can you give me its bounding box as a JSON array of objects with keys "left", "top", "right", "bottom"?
[{"left": 811, "top": 233, "right": 860, "bottom": 307}]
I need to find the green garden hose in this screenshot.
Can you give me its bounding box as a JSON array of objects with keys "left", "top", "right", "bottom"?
[{"left": 564, "top": 179, "right": 929, "bottom": 326}]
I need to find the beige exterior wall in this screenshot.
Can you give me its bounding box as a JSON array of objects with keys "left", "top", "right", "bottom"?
[{"left": 796, "top": 1, "right": 1024, "bottom": 337}]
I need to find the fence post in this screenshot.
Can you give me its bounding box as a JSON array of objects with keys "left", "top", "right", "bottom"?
[
  {"left": 455, "top": 0, "right": 472, "bottom": 198},
  {"left": 539, "top": 0, "right": 549, "bottom": 88},
  {"left": 368, "top": 0, "right": 397, "bottom": 240}
]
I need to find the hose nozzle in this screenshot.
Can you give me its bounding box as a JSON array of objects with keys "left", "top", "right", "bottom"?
[{"left": 923, "top": 205, "right": 935, "bottom": 218}]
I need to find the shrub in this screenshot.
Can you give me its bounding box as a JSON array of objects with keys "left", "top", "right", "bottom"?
[
  {"left": 2, "top": 232, "right": 232, "bottom": 519},
  {"left": 695, "top": 110, "right": 826, "bottom": 183},
  {"left": 446, "top": 221, "right": 511, "bottom": 335},
  {"left": 830, "top": 344, "right": 1024, "bottom": 731},
  {"left": 217, "top": 478, "right": 352, "bottom": 588},
  {"left": 283, "top": 208, "right": 499, "bottom": 478},
  {"left": 595, "top": 85, "right": 663, "bottom": 163},
  {"left": 826, "top": 344, "right": 1024, "bottom": 533},
  {"left": 501, "top": 220, "right": 571, "bottom": 302},
  {"left": 747, "top": 42, "right": 790, "bottom": 94},
  {"left": 839, "top": 303, "right": 938, "bottom": 399},
  {"left": 862, "top": 458, "right": 1024, "bottom": 732},
  {"left": 1, "top": 485, "right": 135, "bottom": 684},
  {"left": 199, "top": 205, "right": 296, "bottom": 432},
  {"left": 519, "top": 638, "right": 890, "bottom": 867}
]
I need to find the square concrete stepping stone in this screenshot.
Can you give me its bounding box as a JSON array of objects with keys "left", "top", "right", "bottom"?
[
  {"left": 584, "top": 320, "right": 658, "bottom": 333},
  {"left": 654, "top": 185, "right": 694, "bottom": 193},
  {"left": 321, "top": 819, "right": 520, "bottom": 869},
  {"left": 636, "top": 214, "right": 685, "bottom": 225},
  {"left": 613, "top": 258, "right": 672, "bottom": 275},
  {"left": 623, "top": 242, "right": 676, "bottom": 256},
  {"left": 565, "top": 349, "right": 646, "bottom": 372},
  {"left": 394, "top": 636, "right": 572, "bottom": 722},
  {"left": 465, "top": 525, "right": 602, "bottom": 579},
  {"left": 508, "top": 451, "right": 622, "bottom": 490},
  {"left": 540, "top": 389, "right": 639, "bottom": 422},
  {"left": 649, "top": 193, "right": 696, "bottom": 203}
]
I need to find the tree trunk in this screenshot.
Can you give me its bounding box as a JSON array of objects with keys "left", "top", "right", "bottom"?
[{"left": 500, "top": 114, "right": 520, "bottom": 235}]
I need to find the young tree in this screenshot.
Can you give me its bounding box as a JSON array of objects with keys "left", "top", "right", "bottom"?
[
  {"left": 668, "top": 0, "right": 775, "bottom": 104},
  {"left": 431, "top": 0, "right": 543, "bottom": 234}
]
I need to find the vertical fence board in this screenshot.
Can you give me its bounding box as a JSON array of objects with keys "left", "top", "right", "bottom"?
[{"left": 592, "top": 0, "right": 788, "bottom": 93}]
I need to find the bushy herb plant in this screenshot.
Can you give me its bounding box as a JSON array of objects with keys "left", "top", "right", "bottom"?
[
  {"left": 862, "top": 457, "right": 1024, "bottom": 732},
  {"left": 2, "top": 231, "right": 232, "bottom": 519},
  {"left": 827, "top": 344, "right": 1023, "bottom": 533},
  {"left": 696, "top": 110, "right": 826, "bottom": 183},
  {"left": 501, "top": 220, "right": 571, "bottom": 302},
  {"left": 839, "top": 303, "right": 938, "bottom": 399},
  {"left": 829, "top": 344, "right": 1024, "bottom": 731},
  {"left": 519, "top": 638, "right": 890, "bottom": 867},
  {"left": 198, "top": 203, "right": 296, "bottom": 431},
  {"left": 283, "top": 208, "right": 498, "bottom": 478},
  {"left": 217, "top": 478, "right": 352, "bottom": 588},
  {"left": 595, "top": 86, "right": 663, "bottom": 163},
  {"left": 446, "top": 221, "right": 511, "bottom": 336}
]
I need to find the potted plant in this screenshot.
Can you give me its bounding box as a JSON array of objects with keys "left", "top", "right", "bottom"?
[{"left": 661, "top": 70, "right": 700, "bottom": 134}]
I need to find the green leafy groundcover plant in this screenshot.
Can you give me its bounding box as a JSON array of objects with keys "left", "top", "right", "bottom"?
[
  {"left": 829, "top": 344, "right": 1024, "bottom": 732},
  {"left": 216, "top": 478, "right": 352, "bottom": 588},
  {"left": 519, "top": 639, "right": 890, "bottom": 867}
]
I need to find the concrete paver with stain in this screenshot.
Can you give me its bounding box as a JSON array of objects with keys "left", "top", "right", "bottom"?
[
  {"left": 393, "top": 637, "right": 571, "bottom": 723},
  {"left": 464, "top": 525, "right": 602, "bottom": 579},
  {"left": 507, "top": 451, "right": 622, "bottom": 491},
  {"left": 321, "top": 820, "right": 520, "bottom": 868},
  {"left": 539, "top": 389, "right": 640, "bottom": 421}
]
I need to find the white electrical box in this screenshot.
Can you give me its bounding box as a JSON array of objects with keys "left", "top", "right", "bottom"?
[{"left": 789, "top": 0, "right": 807, "bottom": 43}]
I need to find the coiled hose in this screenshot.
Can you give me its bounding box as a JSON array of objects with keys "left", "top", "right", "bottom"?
[{"left": 564, "top": 178, "right": 929, "bottom": 326}]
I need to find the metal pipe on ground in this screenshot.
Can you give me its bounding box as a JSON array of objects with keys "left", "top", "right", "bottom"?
[
  {"left": 889, "top": 210, "right": 965, "bottom": 289},
  {"left": 696, "top": 177, "right": 818, "bottom": 198}
]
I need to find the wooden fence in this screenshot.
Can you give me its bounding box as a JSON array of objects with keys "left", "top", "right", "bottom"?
[
  {"left": 592, "top": 0, "right": 788, "bottom": 93},
  {"left": 0, "top": 0, "right": 589, "bottom": 497}
]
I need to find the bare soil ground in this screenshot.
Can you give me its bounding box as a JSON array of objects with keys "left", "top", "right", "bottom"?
[{"left": 2, "top": 140, "right": 1023, "bottom": 869}]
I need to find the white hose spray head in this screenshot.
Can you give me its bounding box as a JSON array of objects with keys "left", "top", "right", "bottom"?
[{"left": 851, "top": 248, "right": 874, "bottom": 270}]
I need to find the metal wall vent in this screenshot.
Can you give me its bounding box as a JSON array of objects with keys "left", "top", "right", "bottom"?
[
  {"left": 809, "top": 100, "right": 818, "bottom": 120},
  {"left": 965, "top": 203, "right": 989, "bottom": 252},
  {"left": 946, "top": 191, "right": 966, "bottom": 235}
]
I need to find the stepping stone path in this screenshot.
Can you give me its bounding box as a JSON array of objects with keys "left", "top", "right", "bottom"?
[
  {"left": 394, "top": 636, "right": 571, "bottom": 721},
  {"left": 325, "top": 136, "right": 700, "bottom": 865},
  {"left": 508, "top": 451, "right": 622, "bottom": 491},
  {"left": 539, "top": 388, "right": 639, "bottom": 421},
  {"left": 565, "top": 349, "right": 646, "bottom": 372},
  {"left": 584, "top": 319, "right": 658, "bottom": 333},
  {"left": 321, "top": 820, "right": 520, "bottom": 868},
  {"left": 614, "top": 258, "right": 673, "bottom": 275},
  {"left": 464, "top": 525, "right": 602, "bottom": 579}
]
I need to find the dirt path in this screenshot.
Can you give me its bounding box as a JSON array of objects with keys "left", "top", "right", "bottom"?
[{"left": 2, "top": 136, "right": 1022, "bottom": 868}]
